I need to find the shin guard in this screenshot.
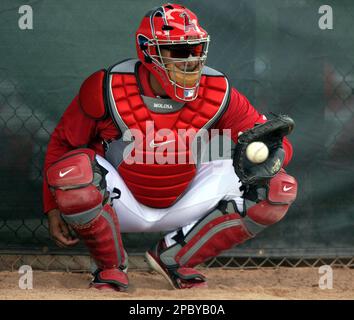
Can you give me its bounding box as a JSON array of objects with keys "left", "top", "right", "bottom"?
[
  {"left": 47, "top": 148, "right": 128, "bottom": 290},
  {"left": 151, "top": 169, "right": 297, "bottom": 275}
]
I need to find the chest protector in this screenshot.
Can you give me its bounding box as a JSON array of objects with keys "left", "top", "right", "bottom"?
[{"left": 82, "top": 59, "right": 230, "bottom": 208}]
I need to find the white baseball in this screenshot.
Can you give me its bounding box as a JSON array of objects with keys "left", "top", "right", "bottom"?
[{"left": 246, "top": 141, "right": 269, "bottom": 164}]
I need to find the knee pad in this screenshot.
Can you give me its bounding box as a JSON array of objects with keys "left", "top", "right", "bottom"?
[
  {"left": 244, "top": 169, "right": 297, "bottom": 228},
  {"left": 46, "top": 148, "right": 108, "bottom": 219}
]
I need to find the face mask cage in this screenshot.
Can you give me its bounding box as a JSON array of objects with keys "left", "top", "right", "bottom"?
[{"left": 140, "top": 36, "right": 210, "bottom": 101}]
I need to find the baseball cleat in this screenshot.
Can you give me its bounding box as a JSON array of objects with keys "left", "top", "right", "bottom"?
[
  {"left": 90, "top": 267, "right": 129, "bottom": 292},
  {"left": 145, "top": 240, "right": 207, "bottom": 289}
]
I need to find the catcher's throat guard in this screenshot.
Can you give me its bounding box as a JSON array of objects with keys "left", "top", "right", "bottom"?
[{"left": 233, "top": 114, "right": 295, "bottom": 185}]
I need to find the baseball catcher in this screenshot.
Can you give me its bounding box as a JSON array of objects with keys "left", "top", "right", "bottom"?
[{"left": 43, "top": 4, "right": 297, "bottom": 291}]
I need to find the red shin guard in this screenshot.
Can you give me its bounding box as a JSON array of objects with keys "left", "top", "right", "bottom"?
[
  {"left": 151, "top": 170, "right": 297, "bottom": 286},
  {"left": 47, "top": 148, "right": 128, "bottom": 290}
]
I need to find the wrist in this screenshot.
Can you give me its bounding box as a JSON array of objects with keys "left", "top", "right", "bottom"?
[{"left": 47, "top": 208, "right": 60, "bottom": 218}]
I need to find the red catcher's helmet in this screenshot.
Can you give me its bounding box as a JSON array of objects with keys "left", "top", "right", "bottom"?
[{"left": 136, "top": 3, "right": 210, "bottom": 102}]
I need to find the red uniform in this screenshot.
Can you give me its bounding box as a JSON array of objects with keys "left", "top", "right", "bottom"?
[
  {"left": 43, "top": 62, "right": 293, "bottom": 213},
  {"left": 44, "top": 4, "right": 297, "bottom": 291}
]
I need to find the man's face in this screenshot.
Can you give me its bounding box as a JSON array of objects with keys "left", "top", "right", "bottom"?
[
  {"left": 160, "top": 47, "right": 200, "bottom": 72},
  {"left": 159, "top": 44, "right": 205, "bottom": 87}
]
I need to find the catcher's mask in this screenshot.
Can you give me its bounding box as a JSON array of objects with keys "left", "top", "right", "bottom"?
[{"left": 136, "top": 3, "right": 210, "bottom": 102}]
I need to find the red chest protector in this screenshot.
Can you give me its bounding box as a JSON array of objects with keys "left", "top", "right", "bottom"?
[{"left": 80, "top": 59, "right": 230, "bottom": 208}]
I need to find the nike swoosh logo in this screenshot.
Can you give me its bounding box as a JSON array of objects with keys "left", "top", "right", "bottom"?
[
  {"left": 149, "top": 139, "right": 175, "bottom": 148},
  {"left": 283, "top": 186, "right": 293, "bottom": 192},
  {"left": 59, "top": 168, "right": 74, "bottom": 178}
]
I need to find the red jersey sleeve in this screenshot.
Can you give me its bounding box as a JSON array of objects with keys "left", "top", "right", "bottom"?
[
  {"left": 214, "top": 88, "right": 293, "bottom": 166},
  {"left": 42, "top": 96, "right": 96, "bottom": 214}
]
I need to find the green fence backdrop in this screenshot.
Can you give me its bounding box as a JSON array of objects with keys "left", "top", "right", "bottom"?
[{"left": 0, "top": 0, "right": 353, "bottom": 260}]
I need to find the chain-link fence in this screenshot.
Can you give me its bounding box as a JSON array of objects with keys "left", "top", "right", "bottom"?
[
  {"left": 0, "top": 0, "right": 353, "bottom": 270},
  {"left": 1, "top": 254, "right": 353, "bottom": 272}
]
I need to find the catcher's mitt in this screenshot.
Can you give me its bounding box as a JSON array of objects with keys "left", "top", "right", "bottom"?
[{"left": 233, "top": 114, "right": 295, "bottom": 185}]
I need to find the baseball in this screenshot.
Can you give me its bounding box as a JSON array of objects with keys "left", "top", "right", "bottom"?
[{"left": 246, "top": 141, "right": 269, "bottom": 164}]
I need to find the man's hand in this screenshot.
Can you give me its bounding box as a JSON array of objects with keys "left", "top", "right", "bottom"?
[
  {"left": 47, "top": 209, "right": 79, "bottom": 247},
  {"left": 233, "top": 114, "right": 295, "bottom": 185}
]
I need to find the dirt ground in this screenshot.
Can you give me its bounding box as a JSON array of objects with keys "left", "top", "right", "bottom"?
[{"left": 0, "top": 268, "right": 353, "bottom": 300}]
